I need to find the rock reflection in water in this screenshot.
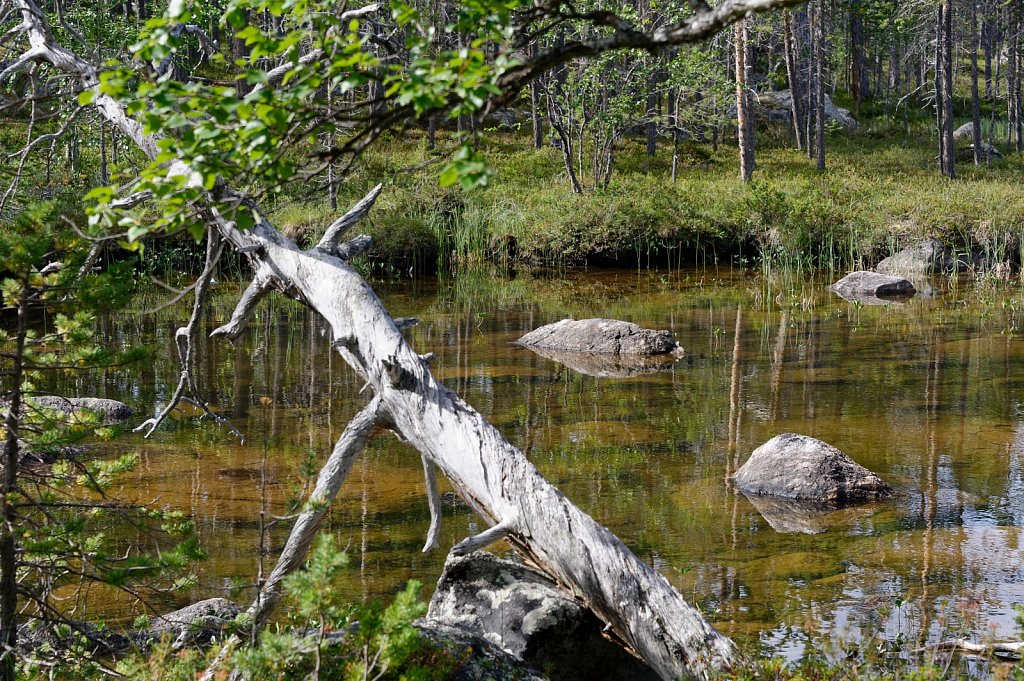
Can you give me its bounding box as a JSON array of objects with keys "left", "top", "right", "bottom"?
[
  {"left": 519, "top": 344, "right": 681, "bottom": 378},
  {"left": 740, "top": 492, "right": 877, "bottom": 535}
]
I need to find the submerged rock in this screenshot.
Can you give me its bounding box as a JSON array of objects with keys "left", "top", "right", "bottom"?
[
  {"left": 731, "top": 433, "right": 892, "bottom": 504},
  {"left": 427, "top": 552, "right": 659, "bottom": 681},
  {"left": 875, "top": 238, "right": 956, "bottom": 275},
  {"left": 30, "top": 396, "right": 134, "bottom": 425},
  {"left": 517, "top": 318, "right": 682, "bottom": 357},
  {"left": 523, "top": 345, "right": 680, "bottom": 378},
  {"left": 829, "top": 271, "right": 916, "bottom": 301}
]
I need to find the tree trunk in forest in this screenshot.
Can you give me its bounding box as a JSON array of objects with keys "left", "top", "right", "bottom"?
[
  {"left": 936, "top": 5, "right": 949, "bottom": 177},
  {"left": 646, "top": 85, "right": 658, "bottom": 157},
  {"left": 5, "top": 5, "right": 740, "bottom": 679},
  {"left": 935, "top": 5, "right": 944, "bottom": 170},
  {"left": 783, "top": 11, "right": 805, "bottom": 150},
  {"left": 941, "top": 0, "right": 955, "bottom": 177},
  {"left": 99, "top": 120, "right": 109, "bottom": 184},
  {"left": 849, "top": 0, "right": 865, "bottom": 111},
  {"left": 530, "top": 43, "right": 543, "bottom": 150},
  {"left": 734, "top": 18, "right": 754, "bottom": 182},
  {"left": 1008, "top": 9, "right": 1017, "bottom": 150},
  {"left": 806, "top": 0, "right": 816, "bottom": 160},
  {"left": 971, "top": 0, "right": 982, "bottom": 165},
  {"left": 671, "top": 90, "right": 680, "bottom": 181},
  {"left": 1015, "top": 6, "right": 1024, "bottom": 152},
  {"left": 983, "top": 15, "right": 993, "bottom": 101},
  {"left": 814, "top": 0, "right": 825, "bottom": 171},
  {"left": 0, "top": 292, "right": 25, "bottom": 681}
]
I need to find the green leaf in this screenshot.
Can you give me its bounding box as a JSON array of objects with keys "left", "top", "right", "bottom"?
[{"left": 438, "top": 164, "right": 459, "bottom": 187}]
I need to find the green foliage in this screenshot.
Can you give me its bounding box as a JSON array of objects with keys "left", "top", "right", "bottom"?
[
  {"left": 0, "top": 204, "right": 202, "bottom": 680},
  {"left": 229, "top": 535, "right": 442, "bottom": 681}
]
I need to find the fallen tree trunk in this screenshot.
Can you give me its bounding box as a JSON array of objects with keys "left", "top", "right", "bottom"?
[{"left": 6, "top": 3, "right": 737, "bottom": 678}]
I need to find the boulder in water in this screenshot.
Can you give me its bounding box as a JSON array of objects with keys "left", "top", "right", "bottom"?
[
  {"left": 829, "top": 271, "right": 916, "bottom": 301},
  {"left": 731, "top": 433, "right": 892, "bottom": 504},
  {"left": 517, "top": 318, "right": 682, "bottom": 357}
]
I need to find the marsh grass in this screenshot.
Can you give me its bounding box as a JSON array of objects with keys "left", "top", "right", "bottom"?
[{"left": 266, "top": 127, "right": 1024, "bottom": 274}]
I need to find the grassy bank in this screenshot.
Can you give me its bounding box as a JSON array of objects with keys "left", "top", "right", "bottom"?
[{"left": 266, "top": 127, "right": 1024, "bottom": 274}]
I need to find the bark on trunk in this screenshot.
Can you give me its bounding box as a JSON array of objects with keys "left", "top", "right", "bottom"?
[
  {"left": 971, "top": 0, "right": 982, "bottom": 165},
  {"left": 848, "top": 0, "right": 865, "bottom": 111},
  {"left": 8, "top": 3, "right": 737, "bottom": 679},
  {"left": 938, "top": 0, "right": 956, "bottom": 178},
  {"left": 814, "top": 0, "right": 825, "bottom": 171},
  {"left": 783, "top": 11, "right": 805, "bottom": 150},
  {"left": 0, "top": 291, "right": 26, "bottom": 681},
  {"left": 530, "top": 44, "right": 543, "bottom": 150},
  {"left": 734, "top": 18, "right": 754, "bottom": 182}
]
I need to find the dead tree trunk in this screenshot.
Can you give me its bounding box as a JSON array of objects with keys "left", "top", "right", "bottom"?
[{"left": 6, "top": 2, "right": 737, "bottom": 679}]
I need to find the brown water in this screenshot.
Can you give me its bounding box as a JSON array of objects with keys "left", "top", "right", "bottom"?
[{"left": 78, "top": 267, "right": 1024, "bottom": 660}]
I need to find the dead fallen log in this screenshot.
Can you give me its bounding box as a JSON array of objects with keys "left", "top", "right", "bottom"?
[
  {"left": 8, "top": 4, "right": 737, "bottom": 679},
  {"left": 917, "top": 639, "right": 1024, "bottom": 659}
]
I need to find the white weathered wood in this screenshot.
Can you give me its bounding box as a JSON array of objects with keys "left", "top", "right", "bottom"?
[
  {"left": 420, "top": 456, "right": 442, "bottom": 553},
  {"left": 10, "top": 2, "right": 739, "bottom": 677},
  {"left": 920, "top": 639, "right": 1024, "bottom": 659},
  {"left": 316, "top": 183, "right": 382, "bottom": 254}
]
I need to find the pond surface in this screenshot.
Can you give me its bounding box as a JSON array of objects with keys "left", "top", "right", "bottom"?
[{"left": 77, "top": 266, "right": 1024, "bottom": 661}]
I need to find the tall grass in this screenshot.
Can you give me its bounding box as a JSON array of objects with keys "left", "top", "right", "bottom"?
[{"left": 260, "top": 126, "right": 1024, "bottom": 274}]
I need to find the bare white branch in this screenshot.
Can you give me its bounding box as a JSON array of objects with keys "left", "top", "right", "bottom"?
[
  {"left": 421, "top": 457, "right": 441, "bottom": 552},
  {"left": 315, "top": 183, "right": 383, "bottom": 254}
]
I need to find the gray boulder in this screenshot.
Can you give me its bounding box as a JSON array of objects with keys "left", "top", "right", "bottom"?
[
  {"left": 30, "top": 396, "right": 134, "bottom": 425},
  {"left": 964, "top": 142, "right": 1003, "bottom": 160},
  {"left": 517, "top": 318, "right": 682, "bottom": 357},
  {"left": 413, "top": 622, "right": 550, "bottom": 681},
  {"left": 427, "top": 552, "right": 659, "bottom": 681},
  {"left": 876, "top": 238, "right": 956, "bottom": 275},
  {"left": 752, "top": 90, "right": 858, "bottom": 129},
  {"left": 829, "top": 271, "right": 916, "bottom": 301},
  {"left": 952, "top": 122, "right": 975, "bottom": 141},
  {"left": 19, "top": 598, "right": 240, "bottom": 656},
  {"left": 731, "top": 433, "right": 892, "bottom": 504},
  {"left": 141, "top": 597, "right": 240, "bottom": 648}
]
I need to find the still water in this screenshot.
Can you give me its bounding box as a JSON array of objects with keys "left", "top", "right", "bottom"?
[{"left": 79, "top": 267, "right": 1024, "bottom": 659}]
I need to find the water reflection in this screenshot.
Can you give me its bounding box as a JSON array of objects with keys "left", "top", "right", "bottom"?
[{"left": 63, "top": 267, "right": 1024, "bottom": 661}]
